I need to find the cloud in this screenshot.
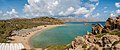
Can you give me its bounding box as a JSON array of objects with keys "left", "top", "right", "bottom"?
[
  {"left": 89, "top": 0, "right": 98, "bottom": 2},
  {"left": 116, "top": 9, "right": 120, "bottom": 14},
  {"left": 0, "top": 9, "right": 19, "bottom": 20},
  {"left": 115, "top": 2, "right": 120, "bottom": 8},
  {"left": 104, "top": 11, "right": 108, "bottom": 13},
  {"left": 84, "top": 2, "right": 99, "bottom": 18},
  {"left": 110, "top": 13, "right": 117, "bottom": 17},
  {"left": 59, "top": 7, "right": 75, "bottom": 16},
  {"left": 92, "top": 13, "right": 100, "bottom": 17},
  {"left": 24, "top": 0, "right": 99, "bottom": 18},
  {"left": 24, "top": 0, "right": 82, "bottom": 17},
  {"left": 74, "top": 7, "right": 89, "bottom": 15},
  {"left": 110, "top": 9, "right": 120, "bottom": 17}
]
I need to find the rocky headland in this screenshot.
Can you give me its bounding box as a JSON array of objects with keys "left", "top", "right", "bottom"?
[{"left": 69, "top": 16, "right": 120, "bottom": 50}]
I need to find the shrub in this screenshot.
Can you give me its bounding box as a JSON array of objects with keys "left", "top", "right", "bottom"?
[
  {"left": 82, "top": 44, "right": 87, "bottom": 48},
  {"left": 21, "top": 48, "right": 27, "bottom": 50},
  {"left": 46, "top": 44, "right": 71, "bottom": 50},
  {"left": 95, "top": 33, "right": 106, "bottom": 38}
]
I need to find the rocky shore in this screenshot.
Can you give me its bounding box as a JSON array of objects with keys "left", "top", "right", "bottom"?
[{"left": 69, "top": 16, "right": 120, "bottom": 50}]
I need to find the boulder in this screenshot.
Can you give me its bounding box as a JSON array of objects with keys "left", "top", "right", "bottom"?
[
  {"left": 102, "top": 37, "right": 111, "bottom": 47},
  {"left": 104, "top": 16, "right": 120, "bottom": 30},
  {"left": 92, "top": 23, "right": 104, "bottom": 34},
  {"left": 114, "top": 42, "right": 120, "bottom": 50},
  {"left": 104, "top": 17, "right": 114, "bottom": 30}
]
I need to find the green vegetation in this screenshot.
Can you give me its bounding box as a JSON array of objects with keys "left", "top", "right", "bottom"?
[
  {"left": 95, "top": 31, "right": 120, "bottom": 38},
  {"left": 0, "top": 17, "right": 64, "bottom": 43},
  {"left": 46, "top": 44, "right": 71, "bottom": 50},
  {"left": 103, "top": 48, "right": 111, "bottom": 50},
  {"left": 21, "top": 48, "right": 27, "bottom": 50},
  {"left": 87, "top": 46, "right": 92, "bottom": 50},
  {"left": 92, "top": 47, "right": 98, "bottom": 50},
  {"left": 82, "top": 44, "right": 87, "bottom": 48},
  {"left": 95, "top": 33, "right": 106, "bottom": 38},
  {"left": 87, "top": 46, "right": 98, "bottom": 50},
  {"left": 30, "top": 48, "right": 36, "bottom": 50},
  {"left": 108, "top": 31, "right": 120, "bottom": 37}
]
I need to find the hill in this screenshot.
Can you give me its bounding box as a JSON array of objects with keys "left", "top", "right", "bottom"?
[{"left": 0, "top": 17, "right": 64, "bottom": 43}]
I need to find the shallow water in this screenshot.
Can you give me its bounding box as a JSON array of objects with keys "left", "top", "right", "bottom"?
[{"left": 31, "top": 22, "right": 105, "bottom": 48}]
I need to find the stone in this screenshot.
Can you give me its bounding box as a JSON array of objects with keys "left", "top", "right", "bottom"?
[{"left": 92, "top": 23, "right": 104, "bottom": 34}]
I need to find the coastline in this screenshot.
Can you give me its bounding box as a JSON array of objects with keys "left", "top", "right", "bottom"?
[{"left": 10, "top": 24, "right": 64, "bottom": 49}]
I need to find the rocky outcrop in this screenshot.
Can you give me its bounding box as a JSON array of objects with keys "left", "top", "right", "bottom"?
[
  {"left": 92, "top": 16, "right": 120, "bottom": 35},
  {"left": 69, "top": 16, "right": 120, "bottom": 50},
  {"left": 70, "top": 34, "right": 120, "bottom": 50},
  {"left": 92, "top": 23, "right": 104, "bottom": 34},
  {"left": 104, "top": 16, "right": 120, "bottom": 30}
]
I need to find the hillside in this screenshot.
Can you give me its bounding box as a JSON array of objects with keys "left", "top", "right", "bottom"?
[{"left": 0, "top": 17, "right": 64, "bottom": 43}]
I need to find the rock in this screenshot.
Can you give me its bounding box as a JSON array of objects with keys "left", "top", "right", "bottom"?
[
  {"left": 114, "top": 42, "right": 120, "bottom": 50},
  {"left": 74, "top": 45, "right": 83, "bottom": 50},
  {"left": 104, "top": 17, "right": 114, "bottom": 30},
  {"left": 104, "top": 16, "right": 120, "bottom": 30},
  {"left": 72, "top": 36, "right": 86, "bottom": 49},
  {"left": 102, "top": 37, "right": 111, "bottom": 47},
  {"left": 116, "top": 16, "right": 120, "bottom": 30},
  {"left": 70, "top": 16, "right": 120, "bottom": 50},
  {"left": 102, "top": 34, "right": 120, "bottom": 44},
  {"left": 92, "top": 16, "right": 120, "bottom": 34},
  {"left": 70, "top": 34, "right": 120, "bottom": 50},
  {"left": 92, "top": 23, "right": 104, "bottom": 34}
]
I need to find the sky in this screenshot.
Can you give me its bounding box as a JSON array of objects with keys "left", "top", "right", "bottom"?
[{"left": 0, "top": 0, "right": 120, "bottom": 20}]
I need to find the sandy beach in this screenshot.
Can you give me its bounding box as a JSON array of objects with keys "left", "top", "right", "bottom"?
[{"left": 10, "top": 25, "right": 64, "bottom": 49}]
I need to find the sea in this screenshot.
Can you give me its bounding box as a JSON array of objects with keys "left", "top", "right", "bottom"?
[{"left": 31, "top": 22, "right": 105, "bottom": 48}]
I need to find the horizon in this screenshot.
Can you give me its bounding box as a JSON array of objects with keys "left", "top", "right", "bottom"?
[{"left": 0, "top": 0, "right": 120, "bottom": 20}]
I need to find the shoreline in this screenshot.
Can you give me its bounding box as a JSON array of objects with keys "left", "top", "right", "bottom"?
[{"left": 10, "top": 24, "right": 65, "bottom": 49}]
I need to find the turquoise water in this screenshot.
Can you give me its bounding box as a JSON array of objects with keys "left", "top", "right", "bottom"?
[{"left": 31, "top": 22, "right": 105, "bottom": 48}]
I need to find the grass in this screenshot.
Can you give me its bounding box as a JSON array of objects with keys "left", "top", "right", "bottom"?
[
  {"left": 108, "top": 31, "right": 120, "bottom": 37},
  {"left": 95, "top": 33, "right": 106, "bottom": 38},
  {"left": 95, "top": 31, "right": 120, "bottom": 38},
  {"left": 46, "top": 44, "right": 72, "bottom": 50}
]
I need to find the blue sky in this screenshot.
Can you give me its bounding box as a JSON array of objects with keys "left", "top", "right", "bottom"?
[
  {"left": 0, "top": 0, "right": 120, "bottom": 20},
  {"left": 0, "top": 0, "right": 27, "bottom": 14}
]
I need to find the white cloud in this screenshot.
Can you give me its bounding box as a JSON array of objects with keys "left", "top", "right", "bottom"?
[
  {"left": 23, "top": 0, "right": 99, "bottom": 18},
  {"left": 110, "top": 13, "right": 117, "bottom": 17},
  {"left": 92, "top": 13, "right": 100, "bottom": 17},
  {"left": 74, "top": 7, "right": 89, "bottom": 15},
  {"left": 85, "top": 3, "right": 95, "bottom": 8},
  {"left": 96, "top": 13, "right": 100, "bottom": 16},
  {"left": 89, "top": 0, "right": 98, "bottom": 2},
  {"left": 104, "top": 11, "right": 108, "bottom": 13},
  {"left": 24, "top": 0, "right": 81, "bottom": 17},
  {"left": 0, "top": 9, "right": 19, "bottom": 20},
  {"left": 96, "top": 3, "right": 99, "bottom": 6},
  {"left": 59, "top": 7, "right": 75, "bottom": 16},
  {"left": 84, "top": 3, "right": 98, "bottom": 18},
  {"left": 115, "top": 2, "right": 120, "bottom": 8},
  {"left": 116, "top": 9, "right": 120, "bottom": 14}
]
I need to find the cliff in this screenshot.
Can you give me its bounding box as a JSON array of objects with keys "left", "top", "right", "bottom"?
[
  {"left": 70, "top": 33, "right": 120, "bottom": 50},
  {"left": 92, "top": 16, "right": 120, "bottom": 34}
]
